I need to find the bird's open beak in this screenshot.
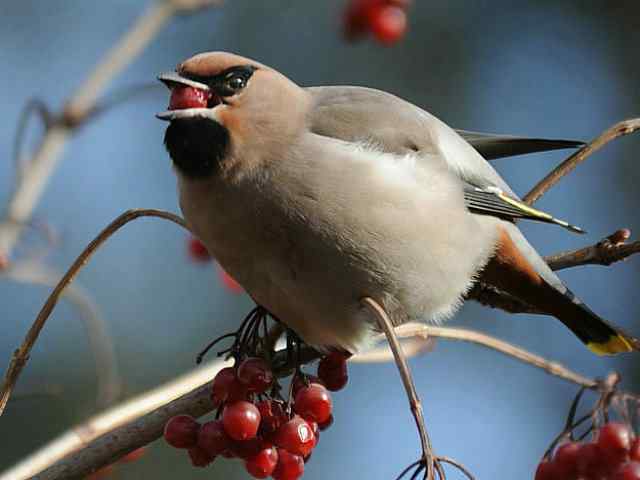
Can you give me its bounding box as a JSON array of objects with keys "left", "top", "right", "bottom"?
[
  {"left": 156, "top": 72, "right": 219, "bottom": 122},
  {"left": 157, "top": 72, "right": 210, "bottom": 91}
]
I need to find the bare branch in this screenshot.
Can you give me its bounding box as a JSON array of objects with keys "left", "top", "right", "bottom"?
[
  {"left": 0, "top": 0, "right": 222, "bottom": 259},
  {"left": 0, "top": 359, "right": 229, "bottom": 480},
  {"left": 524, "top": 118, "right": 640, "bottom": 205},
  {"left": 0, "top": 209, "right": 187, "bottom": 416},
  {"left": 544, "top": 228, "right": 640, "bottom": 271},
  {"left": 349, "top": 335, "right": 435, "bottom": 363},
  {"left": 4, "top": 261, "right": 121, "bottom": 407},
  {"left": 13, "top": 99, "right": 51, "bottom": 178},
  {"left": 393, "top": 324, "right": 597, "bottom": 389}
]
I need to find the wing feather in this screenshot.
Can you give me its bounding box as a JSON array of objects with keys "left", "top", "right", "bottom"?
[{"left": 463, "top": 184, "right": 585, "bottom": 234}]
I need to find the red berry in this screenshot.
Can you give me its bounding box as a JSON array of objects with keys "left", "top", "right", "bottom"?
[
  {"left": 222, "top": 401, "right": 261, "bottom": 441},
  {"left": 294, "top": 383, "right": 333, "bottom": 423},
  {"left": 369, "top": 4, "right": 407, "bottom": 45},
  {"left": 318, "top": 414, "right": 334, "bottom": 431},
  {"left": 318, "top": 351, "right": 348, "bottom": 370},
  {"left": 219, "top": 267, "right": 244, "bottom": 293},
  {"left": 388, "top": 0, "right": 411, "bottom": 7},
  {"left": 257, "top": 400, "right": 287, "bottom": 434},
  {"left": 630, "top": 439, "right": 640, "bottom": 461},
  {"left": 612, "top": 462, "right": 640, "bottom": 480},
  {"left": 229, "top": 437, "right": 270, "bottom": 460},
  {"left": 292, "top": 374, "right": 323, "bottom": 398},
  {"left": 554, "top": 441, "right": 581, "bottom": 479},
  {"left": 237, "top": 357, "right": 274, "bottom": 393},
  {"left": 309, "top": 421, "right": 319, "bottom": 437},
  {"left": 274, "top": 416, "right": 316, "bottom": 457},
  {"left": 119, "top": 446, "right": 146, "bottom": 463},
  {"left": 308, "top": 421, "right": 319, "bottom": 448},
  {"left": 187, "top": 236, "right": 210, "bottom": 262},
  {"left": 577, "top": 442, "right": 609, "bottom": 478},
  {"left": 198, "top": 420, "right": 230, "bottom": 456},
  {"left": 598, "top": 423, "right": 632, "bottom": 466},
  {"left": 317, "top": 352, "right": 349, "bottom": 391},
  {"left": 245, "top": 446, "right": 279, "bottom": 478},
  {"left": 343, "top": 0, "right": 378, "bottom": 41},
  {"left": 212, "top": 367, "right": 248, "bottom": 406},
  {"left": 169, "top": 85, "right": 210, "bottom": 110},
  {"left": 86, "top": 465, "right": 115, "bottom": 480},
  {"left": 188, "top": 445, "right": 216, "bottom": 467},
  {"left": 163, "top": 415, "right": 200, "bottom": 449},
  {"left": 534, "top": 459, "right": 558, "bottom": 480},
  {"left": 272, "top": 449, "right": 305, "bottom": 480}
]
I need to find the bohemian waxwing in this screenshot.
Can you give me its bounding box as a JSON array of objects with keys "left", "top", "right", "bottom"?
[{"left": 157, "top": 51, "right": 638, "bottom": 355}]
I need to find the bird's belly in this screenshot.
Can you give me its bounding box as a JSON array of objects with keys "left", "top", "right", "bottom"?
[
  {"left": 179, "top": 181, "right": 376, "bottom": 351},
  {"left": 178, "top": 156, "right": 499, "bottom": 352}
]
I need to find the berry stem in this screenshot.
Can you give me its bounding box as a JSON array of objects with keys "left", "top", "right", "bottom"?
[
  {"left": 437, "top": 456, "right": 476, "bottom": 480},
  {"left": 196, "top": 333, "right": 236, "bottom": 364},
  {"left": 361, "top": 297, "right": 435, "bottom": 480},
  {"left": 564, "top": 386, "right": 588, "bottom": 439}
]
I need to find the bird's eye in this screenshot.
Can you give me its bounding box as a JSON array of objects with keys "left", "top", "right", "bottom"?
[{"left": 225, "top": 74, "right": 246, "bottom": 92}]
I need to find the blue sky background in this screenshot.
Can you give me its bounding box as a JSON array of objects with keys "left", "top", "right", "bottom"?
[{"left": 1, "top": 1, "right": 640, "bottom": 478}]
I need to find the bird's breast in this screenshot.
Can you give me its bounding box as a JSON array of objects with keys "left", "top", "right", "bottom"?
[{"left": 176, "top": 141, "right": 499, "bottom": 351}]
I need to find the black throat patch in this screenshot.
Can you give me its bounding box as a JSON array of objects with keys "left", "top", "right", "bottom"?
[{"left": 163, "top": 118, "right": 230, "bottom": 179}]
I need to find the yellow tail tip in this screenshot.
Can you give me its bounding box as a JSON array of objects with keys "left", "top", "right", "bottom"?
[{"left": 587, "top": 335, "right": 634, "bottom": 356}]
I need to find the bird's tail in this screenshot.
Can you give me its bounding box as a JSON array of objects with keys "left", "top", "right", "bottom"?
[
  {"left": 545, "top": 288, "right": 639, "bottom": 355},
  {"left": 480, "top": 226, "right": 639, "bottom": 355}
]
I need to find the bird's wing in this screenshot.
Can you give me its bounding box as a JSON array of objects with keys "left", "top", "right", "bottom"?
[
  {"left": 455, "top": 130, "right": 584, "bottom": 160},
  {"left": 462, "top": 183, "right": 584, "bottom": 234},
  {"left": 306, "top": 85, "right": 580, "bottom": 297},
  {"left": 307, "top": 86, "right": 583, "bottom": 163}
]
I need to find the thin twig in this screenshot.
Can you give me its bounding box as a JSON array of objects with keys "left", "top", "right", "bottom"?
[
  {"left": 0, "top": 0, "right": 220, "bottom": 259},
  {"left": 349, "top": 335, "right": 435, "bottom": 363},
  {"left": 523, "top": 118, "right": 640, "bottom": 205},
  {"left": 544, "top": 228, "right": 640, "bottom": 271},
  {"left": 361, "top": 297, "right": 435, "bottom": 480},
  {"left": 4, "top": 261, "right": 121, "bottom": 407},
  {"left": 0, "top": 209, "right": 187, "bottom": 416},
  {"left": 13, "top": 99, "right": 52, "bottom": 178},
  {"left": 393, "top": 324, "right": 597, "bottom": 388},
  {"left": 437, "top": 457, "right": 476, "bottom": 480}
]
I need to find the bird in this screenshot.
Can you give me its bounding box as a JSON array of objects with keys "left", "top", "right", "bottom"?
[{"left": 156, "top": 51, "right": 638, "bottom": 356}]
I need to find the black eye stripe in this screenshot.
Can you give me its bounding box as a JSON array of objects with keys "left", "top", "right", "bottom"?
[{"left": 183, "top": 65, "right": 256, "bottom": 96}]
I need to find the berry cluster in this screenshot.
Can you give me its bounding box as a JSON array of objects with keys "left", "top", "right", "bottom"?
[
  {"left": 164, "top": 352, "right": 349, "bottom": 479},
  {"left": 344, "top": 0, "right": 410, "bottom": 45},
  {"left": 536, "top": 422, "right": 640, "bottom": 480}
]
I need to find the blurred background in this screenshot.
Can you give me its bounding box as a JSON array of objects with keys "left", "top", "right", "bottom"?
[{"left": 1, "top": 0, "right": 640, "bottom": 478}]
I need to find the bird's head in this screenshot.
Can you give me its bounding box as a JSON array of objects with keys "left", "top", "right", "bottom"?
[{"left": 157, "top": 52, "right": 310, "bottom": 179}]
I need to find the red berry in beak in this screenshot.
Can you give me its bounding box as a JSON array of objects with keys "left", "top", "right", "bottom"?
[{"left": 169, "top": 85, "right": 210, "bottom": 110}]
